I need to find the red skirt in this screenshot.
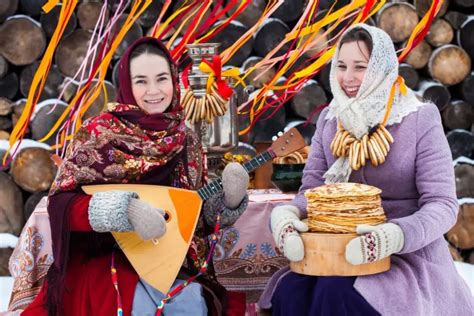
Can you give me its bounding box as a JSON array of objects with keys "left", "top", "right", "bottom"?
[{"left": 21, "top": 250, "right": 138, "bottom": 316}]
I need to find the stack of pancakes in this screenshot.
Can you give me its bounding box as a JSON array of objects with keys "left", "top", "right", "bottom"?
[{"left": 305, "top": 183, "right": 386, "bottom": 233}]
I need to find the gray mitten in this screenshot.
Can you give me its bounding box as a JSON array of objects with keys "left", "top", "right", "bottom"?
[
  {"left": 88, "top": 190, "right": 137, "bottom": 233},
  {"left": 222, "top": 162, "right": 249, "bottom": 209},
  {"left": 88, "top": 190, "right": 166, "bottom": 241},
  {"left": 127, "top": 198, "right": 167, "bottom": 241}
]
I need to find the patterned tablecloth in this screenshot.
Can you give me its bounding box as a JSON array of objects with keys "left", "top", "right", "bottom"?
[
  {"left": 8, "top": 197, "right": 53, "bottom": 311},
  {"left": 214, "top": 189, "right": 293, "bottom": 304}
]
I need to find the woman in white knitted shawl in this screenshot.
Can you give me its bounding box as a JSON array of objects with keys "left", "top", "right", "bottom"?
[{"left": 258, "top": 23, "right": 474, "bottom": 315}]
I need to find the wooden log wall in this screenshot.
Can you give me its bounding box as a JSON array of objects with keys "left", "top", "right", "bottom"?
[
  {"left": 377, "top": 0, "right": 474, "bottom": 266},
  {"left": 0, "top": 0, "right": 473, "bottom": 273}
]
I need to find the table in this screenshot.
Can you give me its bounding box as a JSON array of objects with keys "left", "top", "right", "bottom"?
[{"left": 214, "top": 190, "right": 292, "bottom": 305}]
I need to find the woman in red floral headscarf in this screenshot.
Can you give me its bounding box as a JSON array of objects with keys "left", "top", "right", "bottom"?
[{"left": 21, "top": 37, "right": 249, "bottom": 316}]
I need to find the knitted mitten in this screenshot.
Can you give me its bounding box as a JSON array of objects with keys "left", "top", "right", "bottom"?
[
  {"left": 127, "top": 198, "right": 167, "bottom": 240},
  {"left": 203, "top": 192, "right": 249, "bottom": 228},
  {"left": 270, "top": 205, "right": 308, "bottom": 262},
  {"left": 345, "top": 223, "right": 404, "bottom": 265},
  {"left": 88, "top": 190, "right": 136, "bottom": 233},
  {"left": 222, "top": 162, "right": 249, "bottom": 209},
  {"left": 88, "top": 190, "right": 167, "bottom": 240}
]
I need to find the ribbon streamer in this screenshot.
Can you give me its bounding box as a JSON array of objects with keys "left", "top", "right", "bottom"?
[
  {"left": 4, "top": 0, "right": 78, "bottom": 165},
  {"left": 199, "top": 55, "right": 242, "bottom": 99}
]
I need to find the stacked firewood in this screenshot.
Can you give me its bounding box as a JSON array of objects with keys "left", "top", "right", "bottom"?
[{"left": 374, "top": 0, "right": 474, "bottom": 264}]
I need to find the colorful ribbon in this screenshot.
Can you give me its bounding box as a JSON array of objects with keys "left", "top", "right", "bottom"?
[
  {"left": 199, "top": 55, "right": 237, "bottom": 100},
  {"left": 382, "top": 76, "right": 407, "bottom": 126},
  {"left": 398, "top": 0, "right": 443, "bottom": 62},
  {"left": 4, "top": 0, "right": 78, "bottom": 166}
]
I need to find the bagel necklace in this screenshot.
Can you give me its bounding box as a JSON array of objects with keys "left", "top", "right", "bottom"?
[{"left": 330, "top": 76, "right": 406, "bottom": 171}]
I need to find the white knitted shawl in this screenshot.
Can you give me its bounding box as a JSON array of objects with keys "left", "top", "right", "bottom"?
[{"left": 323, "top": 24, "right": 424, "bottom": 183}]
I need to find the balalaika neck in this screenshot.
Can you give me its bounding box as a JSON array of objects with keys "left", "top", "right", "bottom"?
[{"left": 197, "top": 149, "right": 276, "bottom": 201}]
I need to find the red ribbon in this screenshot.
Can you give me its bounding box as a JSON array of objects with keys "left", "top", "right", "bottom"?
[
  {"left": 398, "top": 0, "right": 440, "bottom": 63},
  {"left": 181, "top": 65, "right": 191, "bottom": 89},
  {"left": 360, "top": 0, "right": 376, "bottom": 21},
  {"left": 201, "top": 55, "right": 234, "bottom": 100}
]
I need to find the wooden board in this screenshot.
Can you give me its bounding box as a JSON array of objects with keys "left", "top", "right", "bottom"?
[{"left": 290, "top": 232, "right": 390, "bottom": 276}]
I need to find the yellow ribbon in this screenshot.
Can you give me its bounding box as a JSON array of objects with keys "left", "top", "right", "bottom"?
[
  {"left": 167, "top": 2, "right": 197, "bottom": 49},
  {"left": 382, "top": 76, "right": 407, "bottom": 126},
  {"left": 5, "top": 0, "right": 78, "bottom": 165},
  {"left": 150, "top": 0, "right": 172, "bottom": 38},
  {"left": 38, "top": 0, "right": 152, "bottom": 144},
  {"left": 218, "top": 0, "right": 280, "bottom": 65},
  {"left": 42, "top": 0, "right": 59, "bottom": 13},
  {"left": 199, "top": 62, "right": 244, "bottom": 93},
  {"left": 398, "top": 0, "right": 444, "bottom": 62},
  {"left": 292, "top": 0, "right": 385, "bottom": 80}
]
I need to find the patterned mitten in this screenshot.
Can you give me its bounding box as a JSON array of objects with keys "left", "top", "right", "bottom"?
[
  {"left": 222, "top": 162, "right": 249, "bottom": 209},
  {"left": 270, "top": 205, "right": 308, "bottom": 262},
  {"left": 345, "top": 223, "right": 404, "bottom": 265},
  {"left": 127, "top": 198, "right": 167, "bottom": 240}
]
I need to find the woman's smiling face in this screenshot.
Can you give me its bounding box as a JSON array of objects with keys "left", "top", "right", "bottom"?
[
  {"left": 336, "top": 40, "right": 370, "bottom": 98},
  {"left": 130, "top": 53, "right": 174, "bottom": 114}
]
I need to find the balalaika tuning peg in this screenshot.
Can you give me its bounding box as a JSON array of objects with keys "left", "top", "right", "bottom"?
[
  {"left": 284, "top": 127, "right": 290, "bottom": 132},
  {"left": 272, "top": 136, "right": 278, "bottom": 141},
  {"left": 277, "top": 131, "right": 283, "bottom": 137}
]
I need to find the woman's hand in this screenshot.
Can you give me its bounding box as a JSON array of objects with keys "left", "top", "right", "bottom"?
[
  {"left": 127, "top": 198, "right": 167, "bottom": 240},
  {"left": 222, "top": 162, "right": 249, "bottom": 209},
  {"left": 345, "top": 223, "right": 404, "bottom": 265},
  {"left": 271, "top": 205, "right": 308, "bottom": 262},
  {"left": 88, "top": 190, "right": 166, "bottom": 240},
  {"left": 202, "top": 163, "right": 250, "bottom": 228}
]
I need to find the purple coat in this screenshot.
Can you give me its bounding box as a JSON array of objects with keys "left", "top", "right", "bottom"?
[{"left": 259, "top": 103, "right": 474, "bottom": 315}]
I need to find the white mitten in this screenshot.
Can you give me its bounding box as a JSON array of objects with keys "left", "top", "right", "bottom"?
[
  {"left": 270, "top": 205, "right": 308, "bottom": 262},
  {"left": 345, "top": 223, "right": 404, "bottom": 265}
]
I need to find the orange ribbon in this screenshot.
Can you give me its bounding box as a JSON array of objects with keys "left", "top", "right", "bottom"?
[
  {"left": 200, "top": 55, "right": 234, "bottom": 100},
  {"left": 382, "top": 76, "right": 407, "bottom": 126}
]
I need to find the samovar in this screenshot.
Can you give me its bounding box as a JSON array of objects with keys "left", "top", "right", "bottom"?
[{"left": 184, "top": 43, "right": 239, "bottom": 178}]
